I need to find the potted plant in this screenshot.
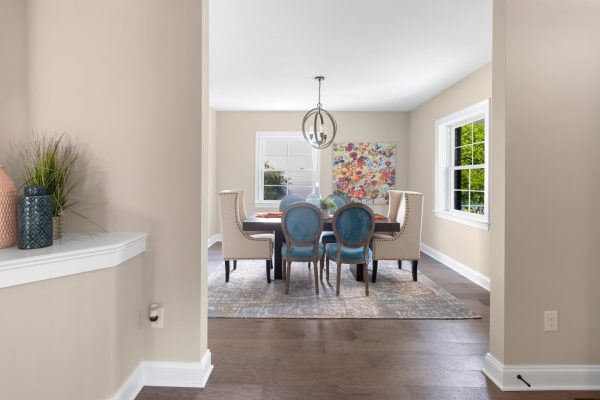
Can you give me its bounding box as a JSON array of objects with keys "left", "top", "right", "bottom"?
[
  {"left": 16, "top": 133, "right": 80, "bottom": 240},
  {"left": 320, "top": 198, "right": 337, "bottom": 218}
]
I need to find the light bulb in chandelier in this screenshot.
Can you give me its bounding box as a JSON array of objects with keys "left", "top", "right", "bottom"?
[{"left": 306, "top": 116, "right": 328, "bottom": 145}]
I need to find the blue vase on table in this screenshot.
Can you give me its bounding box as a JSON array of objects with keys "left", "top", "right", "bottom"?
[
  {"left": 18, "top": 186, "right": 53, "bottom": 249},
  {"left": 306, "top": 183, "right": 322, "bottom": 208}
]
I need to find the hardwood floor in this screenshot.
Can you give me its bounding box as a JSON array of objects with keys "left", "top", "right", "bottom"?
[{"left": 136, "top": 244, "right": 599, "bottom": 400}]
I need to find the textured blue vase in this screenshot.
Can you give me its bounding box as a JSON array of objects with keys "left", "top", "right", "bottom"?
[{"left": 18, "top": 186, "right": 53, "bottom": 249}]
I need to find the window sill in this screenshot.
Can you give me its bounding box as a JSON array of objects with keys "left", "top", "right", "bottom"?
[
  {"left": 255, "top": 202, "right": 279, "bottom": 209},
  {"left": 0, "top": 232, "right": 148, "bottom": 289},
  {"left": 434, "top": 210, "right": 490, "bottom": 231}
]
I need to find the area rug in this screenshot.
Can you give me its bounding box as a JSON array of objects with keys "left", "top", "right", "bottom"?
[{"left": 208, "top": 260, "right": 480, "bottom": 319}]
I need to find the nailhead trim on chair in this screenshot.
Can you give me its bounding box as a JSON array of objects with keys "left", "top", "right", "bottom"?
[
  {"left": 219, "top": 191, "right": 273, "bottom": 260},
  {"left": 372, "top": 192, "right": 423, "bottom": 262}
]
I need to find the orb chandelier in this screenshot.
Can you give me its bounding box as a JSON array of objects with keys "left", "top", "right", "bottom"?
[{"left": 302, "top": 76, "right": 337, "bottom": 149}]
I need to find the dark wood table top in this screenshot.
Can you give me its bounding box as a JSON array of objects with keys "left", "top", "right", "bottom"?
[{"left": 243, "top": 214, "right": 400, "bottom": 232}]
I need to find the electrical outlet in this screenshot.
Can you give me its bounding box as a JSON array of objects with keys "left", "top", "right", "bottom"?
[
  {"left": 544, "top": 310, "right": 558, "bottom": 332},
  {"left": 149, "top": 303, "right": 164, "bottom": 329}
]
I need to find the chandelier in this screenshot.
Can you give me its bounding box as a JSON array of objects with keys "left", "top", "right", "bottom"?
[{"left": 302, "top": 76, "right": 337, "bottom": 149}]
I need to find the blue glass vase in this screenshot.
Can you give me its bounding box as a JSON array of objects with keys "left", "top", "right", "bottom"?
[
  {"left": 306, "top": 183, "right": 321, "bottom": 208},
  {"left": 18, "top": 186, "right": 53, "bottom": 249}
]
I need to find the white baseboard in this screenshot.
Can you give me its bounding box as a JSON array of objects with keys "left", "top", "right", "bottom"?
[
  {"left": 111, "top": 350, "right": 213, "bottom": 400},
  {"left": 483, "top": 353, "right": 600, "bottom": 391},
  {"left": 111, "top": 363, "right": 144, "bottom": 400},
  {"left": 207, "top": 234, "right": 222, "bottom": 248},
  {"left": 144, "top": 349, "right": 213, "bottom": 388},
  {"left": 420, "top": 243, "right": 490, "bottom": 291}
]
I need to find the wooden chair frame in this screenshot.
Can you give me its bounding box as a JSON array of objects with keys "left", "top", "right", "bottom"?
[
  {"left": 326, "top": 203, "right": 375, "bottom": 296},
  {"left": 281, "top": 202, "right": 324, "bottom": 295}
]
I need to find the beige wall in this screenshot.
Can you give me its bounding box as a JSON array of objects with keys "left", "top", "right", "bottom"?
[
  {"left": 408, "top": 64, "right": 493, "bottom": 278},
  {"left": 0, "top": 0, "right": 28, "bottom": 179},
  {"left": 215, "top": 111, "right": 409, "bottom": 226},
  {"left": 208, "top": 108, "right": 218, "bottom": 238},
  {"left": 489, "top": 0, "right": 506, "bottom": 362},
  {"left": 0, "top": 256, "right": 144, "bottom": 400},
  {"left": 493, "top": 0, "right": 600, "bottom": 365},
  {"left": 26, "top": 0, "right": 207, "bottom": 366}
]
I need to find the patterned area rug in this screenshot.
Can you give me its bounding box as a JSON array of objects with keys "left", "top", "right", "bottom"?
[{"left": 208, "top": 260, "right": 480, "bottom": 319}]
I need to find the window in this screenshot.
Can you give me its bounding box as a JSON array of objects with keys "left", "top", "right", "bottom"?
[
  {"left": 435, "top": 99, "right": 490, "bottom": 230},
  {"left": 255, "top": 132, "right": 318, "bottom": 207}
]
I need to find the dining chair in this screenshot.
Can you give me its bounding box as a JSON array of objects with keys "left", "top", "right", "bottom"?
[
  {"left": 325, "top": 203, "right": 375, "bottom": 296},
  {"left": 320, "top": 193, "right": 349, "bottom": 246},
  {"left": 218, "top": 190, "right": 273, "bottom": 283},
  {"left": 281, "top": 203, "right": 324, "bottom": 295},
  {"left": 233, "top": 188, "right": 265, "bottom": 268},
  {"left": 279, "top": 194, "right": 305, "bottom": 211},
  {"left": 371, "top": 191, "right": 423, "bottom": 282}
]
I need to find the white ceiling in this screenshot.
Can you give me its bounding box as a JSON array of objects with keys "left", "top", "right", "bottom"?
[{"left": 209, "top": 0, "right": 492, "bottom": 111}]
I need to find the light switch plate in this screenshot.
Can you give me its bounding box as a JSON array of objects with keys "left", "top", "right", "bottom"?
[{"left": 544, "top": 310, "right": 558, "bottom": 332}]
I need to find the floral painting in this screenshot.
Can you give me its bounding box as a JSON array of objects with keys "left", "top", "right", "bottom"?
[{"left": 332, "top": 142, "right": 396, "bottom": 204}]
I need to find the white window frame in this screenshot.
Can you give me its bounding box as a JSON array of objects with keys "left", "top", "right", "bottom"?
[
  {"left": 255, "top": 131, "right": 320, "bottom": 208},
  {"left": 434, "top": 99, "right": 490, "bottom": 230}
]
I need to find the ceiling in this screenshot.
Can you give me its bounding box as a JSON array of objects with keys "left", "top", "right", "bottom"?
[{"left": 209, "top": 0, "right": 492, "bottom": 111}]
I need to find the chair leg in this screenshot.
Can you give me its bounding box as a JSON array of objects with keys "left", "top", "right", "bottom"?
[
  {"left": 285, "top": 260, "right": 291, "bottom": 294},
  {"left": 398, "top": 260, "right": 402, "bottom": 270},
  {"left": 225, "top": 260, "right": 230, "bottom": 283},
  {"left": 233, "top": 260, "right": 237, "bottom": 270},
  {"left": 313, "top": 258, "right": 319, "bottom": 295},
  {"left": 411, "top": 260, "right": 418, "bottom": 281},
  {"left": 364, "top": 263, "right": 369, "bottom": 296},
  {"left": 336, "top": 261, "right": 342, "bottom": 296},
  {"left": 319, "top": 257, "right": 323, "bottom": 281},
  {"left": 266, "top": 259, "right": 271, "bottom": 284},
  {"left": 320, "top": 256, "right": 325, "bottom": 280},
  {"left": 372, "top": 260, "right": 378, "bottom": 283},
  {"left": 282, "top": 258, "right": 286, "bottom": 280}
]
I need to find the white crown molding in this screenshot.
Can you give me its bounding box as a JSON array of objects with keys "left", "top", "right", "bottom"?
[
  {"left": 420, "top": 243, "right": 490, "bottom": 291},
  {"left": 111, "top": 350, "right": 213, "bottom": 400},
  {"left": 207, "top": 234, "right": 222, "bottom": 247},
  {"left": 483, "top": 353, "right": 600, "bottom": 391},
  {"left": 0, "top": 232, "right": 148, "bottom": 289}
]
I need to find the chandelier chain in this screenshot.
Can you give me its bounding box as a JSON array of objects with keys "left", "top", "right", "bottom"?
[{"left": 317, "top": 78, "right": 322, "bottom": 108}]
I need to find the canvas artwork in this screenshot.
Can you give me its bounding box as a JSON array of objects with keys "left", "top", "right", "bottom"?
[{"left": 332, "top": 142, "right": 396, "bottom": 204}]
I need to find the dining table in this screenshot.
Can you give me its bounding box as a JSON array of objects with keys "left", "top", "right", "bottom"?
[{"left": 243, "top": 212, "right": 400, "bottom": 281}]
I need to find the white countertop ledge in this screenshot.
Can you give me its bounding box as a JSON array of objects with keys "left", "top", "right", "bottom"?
[{"left": 0, "top": 232, "right": 148, "bottom": 289}]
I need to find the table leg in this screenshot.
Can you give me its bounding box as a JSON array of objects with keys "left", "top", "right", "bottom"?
[
  {"left": 349, "top": 264, "right": 364, "bottom": 281},
  {"left": 274, "top": 229, "right": 283, "bottom": 280}
]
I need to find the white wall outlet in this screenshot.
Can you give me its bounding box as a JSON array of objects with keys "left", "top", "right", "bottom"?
[
  {"left": 544, "top": 310, "right": 558, "bottom": 332},
  {"left": 149, "top": 303, "right": 164, "bottom": 329}
]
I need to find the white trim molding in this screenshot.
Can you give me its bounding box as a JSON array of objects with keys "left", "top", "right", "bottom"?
[
  {"left": 434, "top": 99, "right": 491, "bottom": 230},
  {"left": 433, "top": 210, "right": 490, "bottom": 230},
  {"left": 254, "top": 131, "right": 320, "bottom": 208},
  {"left": 111, "top": 363, "right": 144, "bottom": 400},
  {"left": 421, "top": 243, "right": 490, "bottom": 291},
  {"left": 0, "top": 232, "right": 148, "bottom": 289},
  {"left": 483, "top": 353, "right": 600, "bottom": 391},
  {"left": 111, "top": 350, "right": 213, "bottom": 400},
  {"left": 207, "top": 234, "right": 222, "bottom": 247}
]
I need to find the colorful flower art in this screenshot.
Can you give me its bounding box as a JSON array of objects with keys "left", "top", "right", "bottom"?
[{"left": 332, "top": 142, "right": 396, "bottom": 204}]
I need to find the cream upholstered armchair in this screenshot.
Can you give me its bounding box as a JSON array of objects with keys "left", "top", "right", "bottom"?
[
  {"left": 371, "top": 191, "right": 424, "bottom": 282},
  {"left": 377, "top": 189, "right": 403, "bottom": 237},
  {"left": 218, "top": 190, "right": 273, "bottom": 283}
]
